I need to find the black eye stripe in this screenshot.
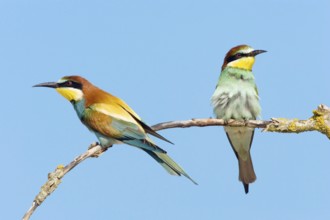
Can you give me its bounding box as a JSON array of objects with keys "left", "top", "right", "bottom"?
[
  {"left": 226, "top": 52, "right": 252, "bottom": 63},
  {"left": 58, "top": 80, "right": 82, "bottom": 89}
]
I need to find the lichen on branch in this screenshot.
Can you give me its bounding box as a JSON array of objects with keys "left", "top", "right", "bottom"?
[{"left": 265, "top": 104, "right": 330, "bottom": 139}]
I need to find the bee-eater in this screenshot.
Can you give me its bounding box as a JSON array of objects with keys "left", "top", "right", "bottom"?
[
  {"left": 34, "top": 76, "right": 196, "bottom": 184},
  {"left": 211, "top": 45, "right": 266, "bottom": 193}
]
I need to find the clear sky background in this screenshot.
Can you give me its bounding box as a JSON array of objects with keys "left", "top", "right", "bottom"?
[{"left": 1, "top": 0, "right": 329, "bottom": 219}]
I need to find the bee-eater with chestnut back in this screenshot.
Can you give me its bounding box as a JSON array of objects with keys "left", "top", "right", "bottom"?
[
  {"left": 211, "top": 45, "right": 266, "bottom": 193},
  {"left": 34, "top": 76, "right": 196, "bottom": 184}
]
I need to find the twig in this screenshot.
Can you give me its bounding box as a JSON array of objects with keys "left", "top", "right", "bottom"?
[
  {"left": 22, "top": 143, "right": 106, "bottom": 220},
  {"left": 22, "top": 104, "right": 330, "bottom": 220},
  {"left": 152, "top": 118, "right": 271, "bottom": 130}
]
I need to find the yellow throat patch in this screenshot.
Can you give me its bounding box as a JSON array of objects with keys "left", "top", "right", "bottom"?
[
  {"left": 228, "top": 57, "right": 255, "bottom": 71},
  {"left": 56, "top": 87, "right": 83, "bottom": 101}
]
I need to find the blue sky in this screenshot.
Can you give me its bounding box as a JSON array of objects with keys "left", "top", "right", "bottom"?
[{"left": 1, "top": 0, "right": 329, "bottom": 219}]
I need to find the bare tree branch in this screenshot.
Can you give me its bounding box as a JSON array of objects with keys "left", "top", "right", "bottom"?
[
  {"left": 153, "top": 104, "right": 330, "bottom": 139},
  {"left": 22, "top": 104, "right": 330, "bottom": 220}
]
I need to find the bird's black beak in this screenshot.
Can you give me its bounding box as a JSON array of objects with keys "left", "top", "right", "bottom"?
[
  {"left": 252, "top": 50, "right": 267, "bottom": 56},
  {"left": 33, "top": 82, "right": 58, "bottom": 88}
]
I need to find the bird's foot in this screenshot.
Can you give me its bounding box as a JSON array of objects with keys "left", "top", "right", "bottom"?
[
  {"left": 91, "top": 148, "right": 108, "bottom": 158},
  {"left": 90, "top": 143, "right": 111, "bottom": 158},
  {"left": 88, "top": 142, "right": 100, "bottom": 150},
  {"left": 243, "top": 118, "right": 249, "bottom": 126}
]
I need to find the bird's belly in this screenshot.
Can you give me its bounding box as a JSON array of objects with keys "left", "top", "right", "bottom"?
[{"left": 212, "top": 85, "right": 261, "bottom": 120}]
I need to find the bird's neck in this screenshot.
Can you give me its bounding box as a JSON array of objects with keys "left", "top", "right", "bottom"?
[
  {"left": 72, "top": 98, "right": 86, "bottom": 119},
  {"left": 222, "top": 66, "right": 255, "bottom": 81}
]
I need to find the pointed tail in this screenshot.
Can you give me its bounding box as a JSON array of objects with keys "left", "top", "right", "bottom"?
[
  {"left": 225, "top": 127, "right": 257, "bottom": 194},
  {"left": 142, "top": 149, "right": 198, "bottom": 185},
  {"left": 238, "top": 153, "right": 256, "bottom": 194}
]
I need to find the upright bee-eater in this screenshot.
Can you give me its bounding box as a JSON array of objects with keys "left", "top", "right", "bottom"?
[
  {"left": 34, "top": 76, "right": 196, "bottom": 184},
  {"left": 211, "top": 45, "right": 266, "bottom": 193}
]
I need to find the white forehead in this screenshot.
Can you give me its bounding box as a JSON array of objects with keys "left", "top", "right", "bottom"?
[
  {"left": 57, "top": 78, "right": 67, "bottom": 83},
  {"left": 238, "top": 47, "right": 254, "bottom": 54}
]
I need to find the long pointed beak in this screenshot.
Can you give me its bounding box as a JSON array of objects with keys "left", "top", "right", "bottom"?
[
  {"left": 33, "top": 82, "right": 58, "bottom": 88},
  {"left": 252, "top": 49, "right": 267, "bottom": 56}
]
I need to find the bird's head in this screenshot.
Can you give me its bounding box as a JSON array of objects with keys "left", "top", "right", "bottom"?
[
  {"left": 33, "top": 76, "right": 90, "bottom": 103},
  {"left": 222, "top": 45, "right": 266, "bottom": 71}
]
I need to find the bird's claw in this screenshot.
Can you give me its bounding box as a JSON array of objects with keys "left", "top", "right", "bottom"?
[
  {"left": 91, "top": 148, "right": 107, "bottom": 158},
  {"left": 88, "top": 142, "right": 100, "bottom": 150},
  {"left": 90, "top": 143, "right": 111, "bottom": 158},
  {"left": 243, "top": 119, "right": 249, "bottom": 126},
  {"left": 88, "top": 142, "right": 106, "bottom": 158}
]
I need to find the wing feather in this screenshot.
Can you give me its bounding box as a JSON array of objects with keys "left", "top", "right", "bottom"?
[{"left": 82, "top": 104, "right": 166, "bottom": 153}]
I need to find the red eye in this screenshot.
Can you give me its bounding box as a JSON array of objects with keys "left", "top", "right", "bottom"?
[{"left": 66, "top": 81, "right": 73, "bottom": 86}]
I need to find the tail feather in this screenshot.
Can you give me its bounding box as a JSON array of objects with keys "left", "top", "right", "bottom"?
[
  {"left": 225, "top": 127, "right": 256, "bottom": 194},
  {"left": 239, "top": 154, "right": 256, "bottom": 194},
  {"left": 123, "top": 139, "right": 167, "bottom": 154},
  {"left": 142, "top": 149, "right": 198, "bottom": 185}
]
